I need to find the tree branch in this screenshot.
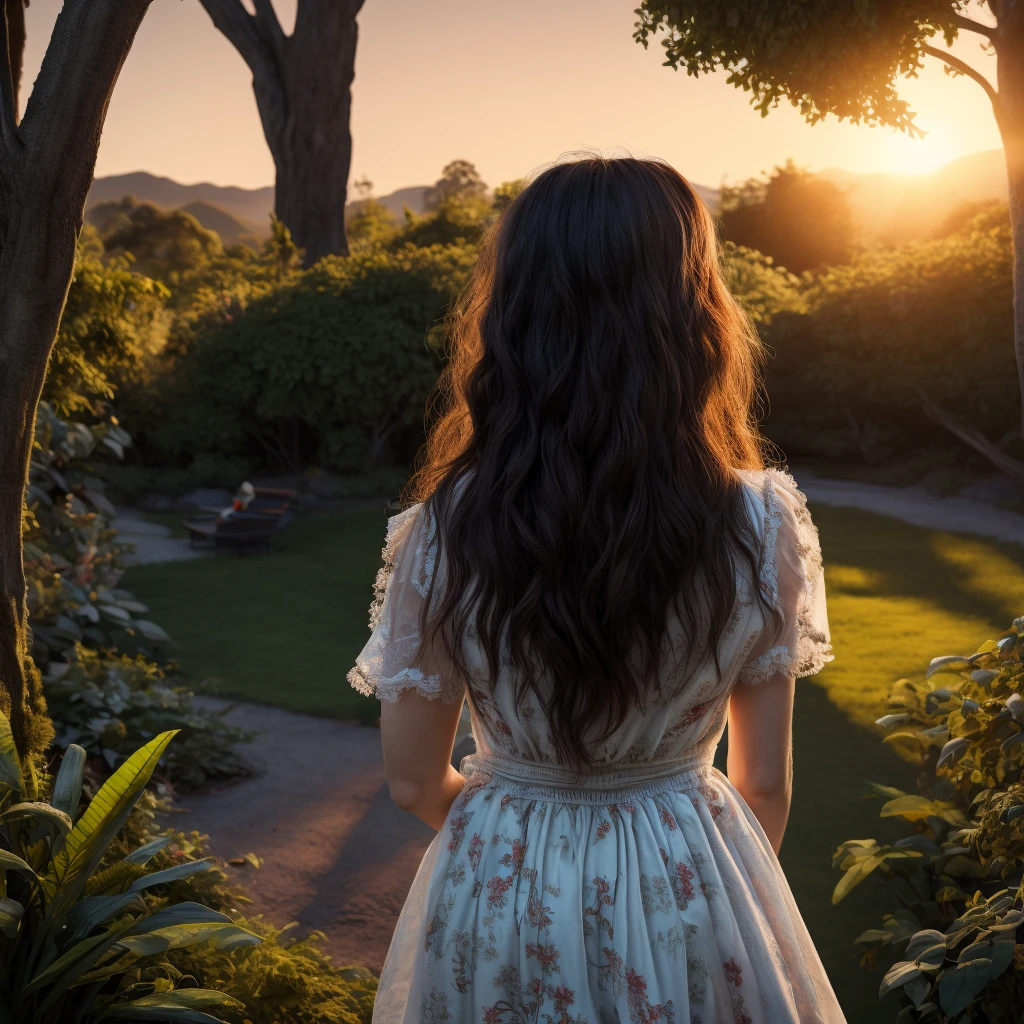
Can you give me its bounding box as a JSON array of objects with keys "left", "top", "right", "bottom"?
[
  {"left": 197, "top": 0, "right": 269, "bottom": 73},
  {"left": 951, "top": 13, "right": 999, "bottom": 39},
  {"left": 251, "top": 0, "right": 286, "bottom": 47},
  {"left": 922, "top": 43, "right": 1000, "bottom": 111}
]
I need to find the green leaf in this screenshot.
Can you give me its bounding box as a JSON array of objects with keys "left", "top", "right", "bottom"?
[
  {"left": 0, "top": 848, "right": 39, "bottom": 880},
  {"left": 121, "top": 835, "right": 174, "bottom": 865},
  {"left": 927, "top": 657, "right": 970, "bottom": 678},
  {"left": 45, "top": 730, "right": 178, "bottom": 913},
  {"left": 938, "top": 958, "right": 993, "bottom": 1017},
  {"left": 0, "top": 710, "right": 23, "bottom": 796},
  {"left": 134, "top": 620, "right": 171, "bottom": 643},
  {"left": 3, "top": 802, "right": 73, "bottom": 837},
  {"left": 127, "top": 858, "right": 215, "bottom": 892},
  {"left": 50, "top": 744, "right": 86, "bottom": 821},
  {"left": 833, "top": 853, "right": 883, "bottom": 904},
  {"left": 880, "top": 961, "right": 923, "bottom": 998},
  {"left": 116, "top": 922, "right": 261, "bottom": 957}
]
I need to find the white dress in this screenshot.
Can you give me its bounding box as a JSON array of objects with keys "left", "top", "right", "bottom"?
[{"left": 349, "top": 469, "right": 845, "bottom": 1024}]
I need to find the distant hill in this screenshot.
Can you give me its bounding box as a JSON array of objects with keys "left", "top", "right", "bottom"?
[
  {"left": 89, "top": 172, "right": 275, "bottom": 230},
  {"left": 819, "top": 149, "right": 1007, "bottom": 243},
  {"left": 94, "top": 156, "right": 1002, "bottom": 251},
  {"left": 178, "top": 200, "right": 265, "bottom": 249},
  {"left": 88, "top": 172, "right": 433, "bottom": 240}
]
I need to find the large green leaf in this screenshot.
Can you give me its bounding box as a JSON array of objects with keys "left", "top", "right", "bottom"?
[
  {"left": 104, "top": 989, "right": 244, "bottom": 1020},
  {"left": 0, "top": 848, "right": 39, "bottom": 880},
  {"left": 116, "top": 922, "right": 261, "bottom": 957},
  {"left": 121, "top": 835, "right": 173, "bottom": 865},
  {"left": 45, "top": 730, "right": 178, "bottom": 912},
  {"left": 64, "top": 891, "right": 148, "bottom": 945},
  {"left": 127, "top": 858, "right": 214, "bottom": 892},
  {"left": 0, "top": 710, "right": 23, "bottom": 796},
  {"left": 50, "top": 744, "right": 86, "bottom": 821}
]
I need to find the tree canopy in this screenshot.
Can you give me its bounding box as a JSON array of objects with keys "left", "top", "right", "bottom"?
[
  {"left": 719, "top": 161, "right": 855, "bottom": 273},
  {"left": 633, "top": 2, "right": 983, "bottom": 133}
]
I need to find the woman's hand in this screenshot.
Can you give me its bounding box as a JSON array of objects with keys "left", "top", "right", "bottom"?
[{"left": 379, "top": 689, "right": 467, "bottom": 831}]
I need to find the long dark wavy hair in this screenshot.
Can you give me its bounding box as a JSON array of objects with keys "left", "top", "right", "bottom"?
[{"left": 408, "top": 156, "right": 769, "bottom": 765}]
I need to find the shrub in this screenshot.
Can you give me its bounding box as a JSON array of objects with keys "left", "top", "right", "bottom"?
[
  {"left": 45, "top": 646, "right": 254, "bottom": 791},
  {"left": 764, "top": 216, "right": 1015, "bottom": 461},
  {"left": 45, "top": 241, "right": 169, "bottom": 418},
  {"left": 26, "top": 404, "right": 252, "bottom": 791},
  {"left": 835, "top": 620, "right": 1024, "bottom": 1021},
  {"left": 154, "top": 243, "right": 476, "bottom": 472},
  {"left": 0, "top": 716, "right": 259, "bottom": 1024}
]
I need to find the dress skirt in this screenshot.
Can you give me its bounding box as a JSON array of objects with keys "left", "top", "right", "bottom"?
[{"left": 371, "top": 753, "right": 846, "bottom": 1024}]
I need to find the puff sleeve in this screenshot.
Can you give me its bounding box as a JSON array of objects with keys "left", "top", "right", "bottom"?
[
  {"left": 347, "top": 503, "right": 464, "bottom": 703},
  {"left": 737, "top": 470, "right": 833, "bottom": 685}
]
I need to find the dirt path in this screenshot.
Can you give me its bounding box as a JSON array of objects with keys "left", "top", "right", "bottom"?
[
  {"left": 173, "top": 699, "right": 433, "bottom": 971},
  {"left": 796, "top": 471, "right": 1024, "bottom": 547}
]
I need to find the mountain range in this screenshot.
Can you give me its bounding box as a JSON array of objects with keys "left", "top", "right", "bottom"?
[{"left": 89, "top": 149, "right": 1009, "bottom": 250}]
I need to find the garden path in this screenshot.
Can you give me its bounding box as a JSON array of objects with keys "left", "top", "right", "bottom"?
[
  {"left": 796, "top": 471, "right": 1024, "bottom": 547},
  {"left": 114, "top": 506, "right": 208, "bottom": 566},
  {"left": 173, "top": 697, "right": 432, "bottom": 972}
]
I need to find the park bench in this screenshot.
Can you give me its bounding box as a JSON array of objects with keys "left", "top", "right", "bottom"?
[{"left": 182, "top": 486, "right": 297, "bottom": 553}]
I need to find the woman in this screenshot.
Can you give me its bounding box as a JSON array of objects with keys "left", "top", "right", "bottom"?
[{"left": 349, "top": 155, "right": 844, "bottom": 1023}]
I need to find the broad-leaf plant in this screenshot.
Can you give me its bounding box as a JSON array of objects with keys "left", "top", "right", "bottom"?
[
  {"left": 835, "top": 620, "right": 1024, "bottom": 1021},
  {"left": 0, "top": 712, "right": 260, "bottom": 1023}
]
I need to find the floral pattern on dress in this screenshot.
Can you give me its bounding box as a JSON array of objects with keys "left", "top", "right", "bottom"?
[{"left": 355, "top": 471, "right": 845, "bottom": 1024}]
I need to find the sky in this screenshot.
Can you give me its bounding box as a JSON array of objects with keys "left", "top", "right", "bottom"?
[{"left": 23, "top": 0, "right": 1005, "bottom": 195}]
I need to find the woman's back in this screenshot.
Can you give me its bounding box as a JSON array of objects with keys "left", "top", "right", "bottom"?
[{"left": 348, "top": 155, "right": 846, "bottom": 1023}]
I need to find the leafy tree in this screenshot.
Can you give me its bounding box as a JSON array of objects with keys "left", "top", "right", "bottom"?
[
  {"left": 425, "top": 159, "right": 488, "bottom": 209},
  {"left": 764, "top": 214, "right": 1015, "bottom": 460},
  {"left": 719, "top": 160, "right": 855, "bottom": 273},
  {"left": 152, "top": 244, "right": 476, "bottom": 472},
  {"left": 0, "top": 1, "right": 154, "bottom": 758},
  {"left": 633, "top": 1, "right": 1024, "bottom": 427},
  {"left": 96, "top": 197, "right": 224, "bottom": 283},
  {"left": 493, "top": 178, "right": 528, "bottom": 212},
  {"left": 198, "top": 0, "right": 366, "bottom": 264},
  {"left": 45, "top": 242, "right": 170, "bottom": 417}
]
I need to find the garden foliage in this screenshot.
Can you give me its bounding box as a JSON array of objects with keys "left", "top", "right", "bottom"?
[
  {"left": 0, "top": 715, "right": 259, "bottom": 1024},
  {"left": 764, "top": 213, "right": 1015, "bottom": 461},
  {"left": 835, "top": 620, "right": 1024, "bottom": 1021},
  {"left": 153, "top": 243, "right": 476, "bottom": 472},
  {"left": 25, "top": 403, "right": 251, "bottom": 789}
]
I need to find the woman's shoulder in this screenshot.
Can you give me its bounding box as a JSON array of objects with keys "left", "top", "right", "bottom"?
[{"left": 734, "top": 467, "right": 808, "bottom": 524}]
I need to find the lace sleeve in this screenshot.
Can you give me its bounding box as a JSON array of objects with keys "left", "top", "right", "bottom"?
[
  {"left": 737, "top": 470, "right": 833, "bottom": 686},
  {"left": 346, "top": 503, "right": 464, "bottom": 704}
]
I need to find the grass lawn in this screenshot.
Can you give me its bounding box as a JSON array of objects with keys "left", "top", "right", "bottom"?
[{"left": 125, "top": 500, "right": 1024, "bottom": 1021}]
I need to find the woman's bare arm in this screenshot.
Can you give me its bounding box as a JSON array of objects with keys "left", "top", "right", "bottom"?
[
  {"left": 379, "top": 690, "right": 466, "bottom": 831},
  {"left": 726, "top": 673, "right": 796, "bottom": 854}
]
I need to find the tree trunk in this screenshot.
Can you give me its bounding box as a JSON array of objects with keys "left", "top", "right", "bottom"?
[
  {"left": 199, "top": 0, "right": 365, "bottom": 266},
  {"left": 0, "top": 0, "right": 153, "bottom": 755},
  {"left": 995, "top": 4, "right": 1024, "bottom": 434}
]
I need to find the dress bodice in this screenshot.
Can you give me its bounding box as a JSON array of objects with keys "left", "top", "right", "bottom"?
[{"left": 348, "top": 469, "right": 832, "bottom": 769}]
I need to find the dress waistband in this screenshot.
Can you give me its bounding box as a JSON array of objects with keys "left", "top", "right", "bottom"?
[{"left": 460, "top": 749, "right": 712, "bottom": 794}]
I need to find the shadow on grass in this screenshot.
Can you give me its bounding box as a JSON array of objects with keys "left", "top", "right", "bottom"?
[
  {"left": 786, "top": 681, "right": 916, "bottom": 1023},
  {"left": 813, "top": 504, "right": 1024, "bottom": 630}
]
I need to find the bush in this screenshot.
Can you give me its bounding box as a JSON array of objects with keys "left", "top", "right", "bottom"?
[
  {"left": 763, "top": 215, "right": 1015, "bottom": 462},
  {"left": 835, "top": 620, "right": 1024, "bottom": 1021},
  {"left": 0, "top": 717, "right": 259, "bottom": 1024},
  {"left": 45, "top": 646, "right": 254, "bottom": 791},
  {"left": 25, "top": 404, "right": 252, "bottom": 791},
  {"left": 153, "top": 243, "right": 476, "bottom": 472},
  {"left": 45, "top": 238, "right": 169, "bottom": 417}
]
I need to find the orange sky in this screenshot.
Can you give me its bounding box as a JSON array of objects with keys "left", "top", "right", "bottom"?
[{"left": 23, "top": 0, "right": 1005, "bottom": 194}]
